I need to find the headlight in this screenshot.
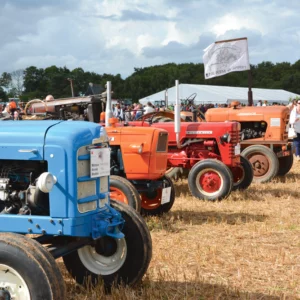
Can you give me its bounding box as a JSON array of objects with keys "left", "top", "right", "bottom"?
[
  {"left": 220, "top": 133, "right": 231, "bottom": 143},
  {"left": 129, "top": 143, "right": 144, "bottom": 154},
  {"left": 37, "top": 172, "right": 57, "bottom": 193}
]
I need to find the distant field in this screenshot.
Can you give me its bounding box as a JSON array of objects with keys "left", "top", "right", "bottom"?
[{"left": 62, "top": 161, "right": 300, "bottom": 300}]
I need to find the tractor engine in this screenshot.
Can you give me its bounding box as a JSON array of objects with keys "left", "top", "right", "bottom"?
[
  {"left": 0, "top": 160, "right": 49, "bottom": 216},
  {"left": 241, "top": 122, "right": 267, "bottom": 140}
]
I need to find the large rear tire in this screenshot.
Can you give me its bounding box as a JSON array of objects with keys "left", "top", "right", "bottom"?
[
  {"left": 63, "top": 201, "right": 152, "bottom": 290},
  {"left": 0, "top": 233, "right": 66, "bottom": 300},
  {"left": 242, "top": 145, "right": 279, "bottom": 183},
  {"left": 110, "top": 175, "right": 141, "bottom": 212},
  {"left": 140, "top": 176, "right": 175, "bottom": 216},
  {"left": 277, "top": 155, "right": 294, "bottom": 176},
  {"left": 188, "top": 159, "right": 233, "bottom": 201},
  {"left": 231, "top": 156, "right": 253, "bottom": 191}
]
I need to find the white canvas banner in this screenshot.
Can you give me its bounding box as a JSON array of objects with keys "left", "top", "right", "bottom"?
[{"left": 203, "top": 38, "right": 250, "bottom": 79}]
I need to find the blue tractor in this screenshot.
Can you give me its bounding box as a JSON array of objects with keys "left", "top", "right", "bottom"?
[{"left": 0, "top": 120, "right": 152, "bottom": 300}]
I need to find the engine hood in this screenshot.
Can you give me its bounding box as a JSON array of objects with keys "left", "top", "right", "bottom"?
[
  {"left": 0, "top": 120, "right": 103, "bottom": 161},
  {"left": 0, "top": 120, "right": 64, "bottom": 160}
]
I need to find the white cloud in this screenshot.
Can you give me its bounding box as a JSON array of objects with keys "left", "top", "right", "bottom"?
[{"left": 0, "top": 0, "right": 299, "bottom": 78}]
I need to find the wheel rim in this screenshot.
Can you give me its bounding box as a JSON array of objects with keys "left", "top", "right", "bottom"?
[
  {"left": 231, "top": 165, "right": 245, "bottom": 186},
  {"left": 110, "top": 187, "right": 129, "bottom": 205},
  {"left": 0, "top": 264, "right": 31, "bottom": 300},
  {"left": 248, "top": 154, "right": 269, "bottom": 177},
  {"left": 195, "top": 168, "right": 223, "bottom": 196},
  {"left": 78, "top": 238, "right": 127, "bottom": 275},
  {"left": 141, "top": 189, "right": 162, "bottom": 210}
]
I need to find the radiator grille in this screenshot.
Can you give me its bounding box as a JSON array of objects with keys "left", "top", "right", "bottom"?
[
  {"left": 77, "top": 145, "right": 109, "bottom": 213},
  {"left": 228, "top": 130, "right": 241, "bottom": 157},
  {"left": 156, "top": 132, "right": 168, "bottom": 152}
]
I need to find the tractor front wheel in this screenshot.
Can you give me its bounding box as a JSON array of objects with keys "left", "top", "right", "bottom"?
[
  {"left": 230, "top": 156, "right": 254, "bottom": 191},
  {"left": 63, "top": 201, "right": 152, "bottom": 290},
  {"left": 188, "top": 159, "right": 233, "bottom": 201},
  {"left": 277, "top": 155, "right": 294, "bottom": 176},
  {"left": 140, "top": 176, "right": 175, "bottom": 216},
  {"left": 242, "top": 145, "right": 279, "bottom": 183},
  {"left": 110, "top": 175, "right": 141, "bottom": 212},
  {"left": 0, "top": 233, "right": 66, "bottom": 300}
]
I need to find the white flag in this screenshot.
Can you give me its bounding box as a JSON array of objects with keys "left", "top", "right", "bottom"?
[{"left": 203, "top": 38, "right": 250, "bottom": 79}]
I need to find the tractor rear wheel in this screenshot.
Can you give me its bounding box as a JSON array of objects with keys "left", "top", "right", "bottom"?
[
  {"left": 140, "top": 176, "right": 175, "bottom": 216},
  {"left": 110, "top": 175, "right": 141, "bottom": 212},
  {"left": 241, "top": 145, "right": 279, "bottom": 183},
  {"left": 277, "top": 155, "right": 294, "bottom": 176},
  {"left": 63, "top": 201, "right": 152, "bottom": 290},
  {"left": 231, "top": 156, "right": 253, "bottom": 191},
  {"left": 0, "top": 233, "right": 66, "bottom": 300},
  {"left": 188, "top": 159, "right": 233, "bottom": 201}
]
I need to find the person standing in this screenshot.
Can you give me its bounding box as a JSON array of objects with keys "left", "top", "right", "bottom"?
[
  {"left": 287, "top": 99, "right": 297, "bottom": 111},
  {"left": 144, "top": 102, "right": 155, "bottom": 114},
  {"left": 289, "top": 100, "right": 300, "bottom": 161}
]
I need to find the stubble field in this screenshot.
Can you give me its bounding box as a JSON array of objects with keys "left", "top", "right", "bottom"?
[{"left": 63, "top": 161, "right": 300, "bottom": 300}]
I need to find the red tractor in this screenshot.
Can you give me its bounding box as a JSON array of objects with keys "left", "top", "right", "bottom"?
[{"left": 125, "top": 81, "right": 253, "bottom": 201}]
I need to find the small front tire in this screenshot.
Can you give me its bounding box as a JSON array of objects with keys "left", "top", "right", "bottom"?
[
  {"left": 188, "top": 159, "right": 233, "bottom": 201},
  {"left": 63, "top": 201, "right": 152, "bottom": 290},
  {"left": 140, "top": 176, "right": 175, "bottom": 216},
  {"left": 110, "top": 175, "right": 141, "bottom": 212}
]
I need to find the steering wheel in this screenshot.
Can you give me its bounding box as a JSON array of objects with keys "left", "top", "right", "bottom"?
[
  {"left": 136, "top": 110, "right": 185, "bottom": 125},
  {"left": 185, "top": 93, "right": 197, "bottom": 105},
  {"left": 191, "top": 108, "right": 206, "bottom": 122},
  {"left": 24, "top": 99, "right": 48, "bottom": 119}
]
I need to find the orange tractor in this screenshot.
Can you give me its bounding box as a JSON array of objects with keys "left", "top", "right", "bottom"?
[
  {"left": 20, "top": 90, "right": 175, "bottom": 216},
  {"left": 205, "top": 101, "right": 293, "bottom": 183}
]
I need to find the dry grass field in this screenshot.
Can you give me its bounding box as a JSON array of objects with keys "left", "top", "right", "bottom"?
[{"left": 62, "top": 161, "right": 300, "bottom": 300}]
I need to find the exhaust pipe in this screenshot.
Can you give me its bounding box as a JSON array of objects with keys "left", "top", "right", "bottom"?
[
  {"left": 174, "top": 80, "right": 181, "bottom": 148},
  {"left": 165, "top": 89, "right": 168, "bottom": 108},
  {"left": 105, "top": 81, "right": 113, "bottom": 127}
]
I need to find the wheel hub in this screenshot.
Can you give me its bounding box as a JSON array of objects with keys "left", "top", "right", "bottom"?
[
  {"left": 249, "top": 154, "right": 269, "bottom": 177},
  {"left": 78, "top": 238, "right": 127, "bottom": 275},
  {"left": 95, "top": 236, "right": 118, "bottom": 257},
  {"left": 110, "top": 187, "right": 129, "bottom": 204},
  {"left": 199, "top": 171, "right": 221, "bottom": 193},
  {"left": 0, "top": 264, "right": 30, "bottom": 300},
  {"left": 0, "top": 289, "right": 11, "bottom": 300},
  {"left": 141, "top": 189, "right": 161, "bottom": 209}
]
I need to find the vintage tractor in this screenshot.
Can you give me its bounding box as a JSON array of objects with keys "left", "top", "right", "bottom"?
[
  {"left": 20, "top": 89, "right": 175, "bottom": 216},
  {"left": 0, "top": 120, "right": 152, "bottom": 299},
  {"left": 205, "top": 101, "right": 293, "bottom": 183},
  {"left": 128, "top": 81, "right": 253, "bottom": 201}
]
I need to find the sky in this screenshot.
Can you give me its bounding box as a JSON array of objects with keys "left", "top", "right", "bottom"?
[{"left": 1, "top": 0, "right": 300, "bottom": 78}]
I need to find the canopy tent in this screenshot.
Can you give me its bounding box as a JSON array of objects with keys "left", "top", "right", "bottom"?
[{"left": 139, "top": 84, "right": 300, "bottom": 106}]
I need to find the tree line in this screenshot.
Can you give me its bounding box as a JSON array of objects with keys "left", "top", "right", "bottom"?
[{"left": 1, "top": 60, "right": 300, "bottom": 103}]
